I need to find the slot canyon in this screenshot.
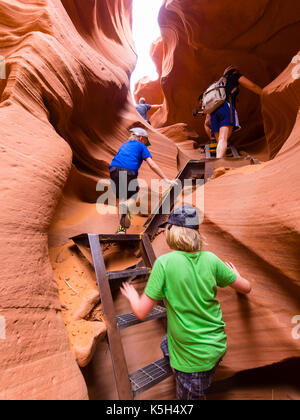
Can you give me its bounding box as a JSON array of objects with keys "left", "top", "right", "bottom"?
[{"left": 0, "top": 0, "right": 299, "bottom": 400}]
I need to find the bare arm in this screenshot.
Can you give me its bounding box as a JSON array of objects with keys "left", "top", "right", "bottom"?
[
  {"left": 145, "top": 157, "right": 177, "bottom": 185},
  {"left": 120, "top": 282, "right": 157, "bottom": 320},
  {"left": 239, "top": 76, "right": 263, "bottom": 96},
  {"left": 204, "top": 114, "right": 212, "bottom": 140},
  {"left": 226, "top": 262, "right": 252, "bottom": 295},
  {"left": 150, "top": 104, "right": 163, "bottom": 110}
]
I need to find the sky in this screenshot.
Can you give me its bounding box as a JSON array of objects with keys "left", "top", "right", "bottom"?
[{"left": 130, "top": 0, "right": 163, "bottom": 102}]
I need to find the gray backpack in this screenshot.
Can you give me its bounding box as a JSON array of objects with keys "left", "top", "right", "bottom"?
[{"left": 201, "top": 76, "right": 227, "bottom": 114}]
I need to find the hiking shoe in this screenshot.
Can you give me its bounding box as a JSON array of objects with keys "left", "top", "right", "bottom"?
[
  {"left": 116, "top": 225, "right": 127, "bottom": 234},
  {"left": 120, "top": 213, "right": 131, "bottom": 229},
  {"left": 119, "top": 203, "right": 132, "bottom": 229}
]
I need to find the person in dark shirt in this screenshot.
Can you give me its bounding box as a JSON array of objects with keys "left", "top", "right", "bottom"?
[
  {"left": 206, "top": 66, "right": 263, "bottom": 158},
  {"left": 135, "top": 97, "right": 162, "bottom": 125},
  {"left": 109, "top": 127, "right": 176, "bottom": 233}
]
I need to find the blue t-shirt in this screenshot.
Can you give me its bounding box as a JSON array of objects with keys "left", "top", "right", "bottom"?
[
  {"left": 136, "top": 104, "right": 151, "bottom": 121},
  {"left": 110, "top": 140, "right": 152, "bottom": 175}
]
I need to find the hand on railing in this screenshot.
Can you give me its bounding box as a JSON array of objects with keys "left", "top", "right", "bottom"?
[{"left": 164, "top": 179, "right": 178, "bottom": 187}]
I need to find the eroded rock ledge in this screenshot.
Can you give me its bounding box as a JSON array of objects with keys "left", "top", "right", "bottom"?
[{"left": 0, "top": 0, "right": 299, "bottom": 400}]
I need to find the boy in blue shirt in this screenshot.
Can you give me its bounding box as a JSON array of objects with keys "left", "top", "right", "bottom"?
[{"left": 109, "top": 127, "right": 176, "bottom": 233}]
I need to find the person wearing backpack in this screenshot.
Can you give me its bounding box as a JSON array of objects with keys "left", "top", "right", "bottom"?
[
  {"left": 198, "top": 66, "right": 263, "bottom": 158},
  {"left": 120, "top": 204, "right": 251, "bottom": 400}
]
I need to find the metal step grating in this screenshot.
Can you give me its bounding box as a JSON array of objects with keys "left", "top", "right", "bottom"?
[
  {"left": 99, "top": 234, "right": 142, "bottom": 242},
  {"left": 129, "top": 357, "right": 173, "bottom": 397},
  {"left": 117, "top": 306, "right": 166, "bottom": 330},
  {"left": 108, "top": 267, "right": 151, "bottom": 281}
]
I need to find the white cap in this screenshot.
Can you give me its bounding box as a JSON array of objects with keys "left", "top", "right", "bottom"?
[{"left": 129, "top": 127, "right": 148, "bottom": 139}]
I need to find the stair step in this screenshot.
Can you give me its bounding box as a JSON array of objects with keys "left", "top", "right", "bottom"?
[
  {"left": 144, "top": 160, "right": 205, "bottom": 236},
  {"left": 99, "top": 234, "right": 142, "bottom": 242},
  {"left": 205, "top": 144, "right": 211, "bottom": 159},
  {"left": 117, "top": 306, "right": 166, "bottom": 330},
  {"left": 129, "top": 358, "right": 173, "bottom": 397},
  {"left": 107, "top": 268, "right": 151, "bottom": 281}
]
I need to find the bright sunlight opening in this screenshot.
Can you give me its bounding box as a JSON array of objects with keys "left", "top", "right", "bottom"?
[{"left": 130, "top": 0, "right": 164, "bottom": 103}]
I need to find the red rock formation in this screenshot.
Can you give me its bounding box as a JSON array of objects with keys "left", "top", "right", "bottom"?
[
  {"left": 1, "top": 0, "right": 299, "bottom": 401},
  {"left": 151, "top": 58, "right": 300, "bottom": 389},
  {"left": 0, "top": 0, "right": 178, "bottom": 399},
  {"left": 202, "top": 57, "right": 300, "bottom": 378},
  {"left": 133, "top": 37, "right": 164, "bottom": 121},
  {"left": 262, "top": 52, "right": 300, "bottom": 157},
  {"left": 0, "top": 0, "right": 135, "bottom": 400},
  {"left": 147, "top": 0, "right": 300, "bottom": 153},
  {"left": 83, "top": 57, "right": 300, "bottom": 400},
  {"left": 144, "top": 56, "right": 300, "bottom": 394},
  {"left": 134, "top": 75, "right": 164, "bottom": 120}
]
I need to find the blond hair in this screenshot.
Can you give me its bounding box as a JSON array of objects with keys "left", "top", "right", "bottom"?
[{"left": 165, "top": 225, "right": 206, "bottom": 253}]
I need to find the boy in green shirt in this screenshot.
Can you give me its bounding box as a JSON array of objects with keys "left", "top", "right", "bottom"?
[{"left": 121, "top": 205, "right": 251, "bottom": 400}]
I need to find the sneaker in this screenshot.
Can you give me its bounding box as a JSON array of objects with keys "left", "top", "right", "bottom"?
[
  {"left": 119, "top": 203, "right": 132, "bottom": 229},
  {"left": 120, "top": 214, "right": 131, "bottom": 229},
  {"left": 116, "top": 225, "right": 127, "bottom": 234}
]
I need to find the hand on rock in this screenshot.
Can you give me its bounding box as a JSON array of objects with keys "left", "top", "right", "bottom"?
[
  {"left": 165, "top": 179, "right": 178, "bottom": 187},
  {"left": 226, "top": 262, "right": 241, "bottom": 277}
]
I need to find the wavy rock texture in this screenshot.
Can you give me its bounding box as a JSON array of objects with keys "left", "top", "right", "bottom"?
[
  {"left": 86, "top": 1, "right": 300, "bottom": 399},
  {"left": 0, "top": 0, "right": 145, "bottom": 400},
  {"left": 146, "top": 0, "right": 300, "bottom": 154},
  {"left": 0, "top": 0, "right": 179, "bottom": 400},
  {"left": 140, "top": 57, "right": 300, "bottom": 397},
  {"left": 262, "top": 53, "right": 300, "bottom": 157},
  {"left": 0, "top": 0, "right": 300, "bottom": 401},
  {"left": 133, "top": 37, "right": 164, "bottom": 120},
  {"left": 202, "top": 57, "right": 300, "bottom": 386},
  {"left": 83, "top": 57, "right": 300, "bottom": 400}
]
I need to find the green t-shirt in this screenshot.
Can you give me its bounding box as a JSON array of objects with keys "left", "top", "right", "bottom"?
[{"left": 145, "top": 251, "right": 237, "bottom": 373}]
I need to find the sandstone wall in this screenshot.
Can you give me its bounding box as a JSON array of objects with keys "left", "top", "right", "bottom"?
[
  {"left": 0, "top": 0, "right": 179, "bottom": 399},
  {"left": 202, "top": 57, "right": 300, "bottom": 380},
  {"left": 0, "top": 0, "right": 299, "bottom": 400},
  {"left": 147, "top": 0, "right": 300, "bottom": 153},
  {"left": 0, "top": 0, "right": 138, "bottom": 400}
]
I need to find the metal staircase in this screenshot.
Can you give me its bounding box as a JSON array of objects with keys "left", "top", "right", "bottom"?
[
  {"left": 71, "top": 232, "right": 171, "bottom": 399},
  {"left": 144, "top": 152, "right": 257, "bottom": 239},
  {"left": 70, "top": 152, "right": 259, "bottom": 399}
]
